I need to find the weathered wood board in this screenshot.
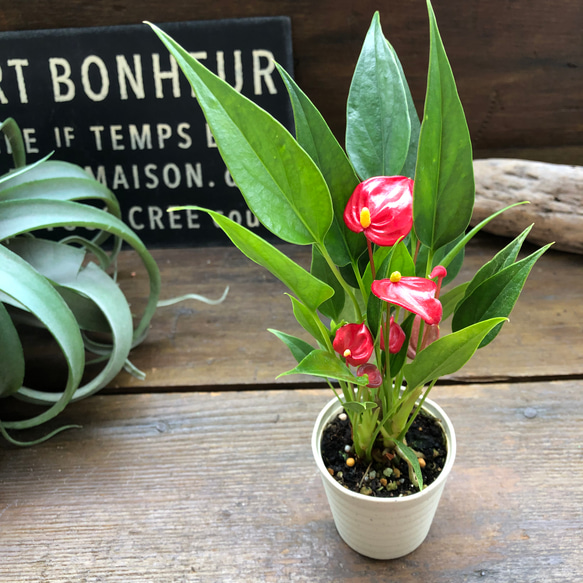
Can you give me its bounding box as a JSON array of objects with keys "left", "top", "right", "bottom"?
[
  {"left": 15, "top": 234, "right": 583, "bottom": 393},
  {"left": 1, "top": 383, "right": 581, "bottom": 581},
  {"left": 0, "top": 0, "right": 581, "bottom": 164}
]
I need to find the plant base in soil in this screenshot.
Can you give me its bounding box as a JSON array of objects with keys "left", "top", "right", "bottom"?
[{"left": 321, "top": 410, "right": 447, "bottom": 497}]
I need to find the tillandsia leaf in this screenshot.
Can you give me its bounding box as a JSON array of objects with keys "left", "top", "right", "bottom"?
[
  {"left": 149, "top": 23, "right": 333, "bottom": 246},
  {"left": 17, "top": 261, "right": 134, "bottom": 405},
  {"left": 346, "top": 12, "right": 411, "bottom": 179},
  {"left": 0, "top": 198, "right": 161, "bottom": 344},
  {"left": 0, "top": 153, "right": 52, "bottom": 187},
  {"left": 452, "top": 244, "right": 552, "bottom": 348},
  {"left": 4, "top": 237, "right": 134, "bottom": 402},
  {"left": 403, "top": 317, "right": 507, "bottom": 389},
  {"left": 276, "top": 63, "right": 364, "bottom": 265},
  {"left": 0, "top": 117, "right": 26, "bottom": 168},
  {"left": 0, "top": 301, "right": 24, "bottom": 397},
  {"left": 0, "top": 160, "right": 124, "bottom": 255},
  {"left": 0, "top": 245, "right": 85, "bottom": 429},
  {"left": 277, "top": 349, "right": 370, "bottom": 386},
  {"left": 413, "top": 0, "right": 474, "bottom": 252},
  {"left": 287, "top": 294, "right": 330, "bottom": 348},
  {"left": 311, "top": 246, "right": 345, "bottom": 321},
  {"left": 268, "top": 329, "right": 315, "bottom": 364},
  {"left": 175, "top": 206, "right": 333, "bottom": 311},
  {"left": 464, "top": 225, "right": 533, "bottom": 297}
]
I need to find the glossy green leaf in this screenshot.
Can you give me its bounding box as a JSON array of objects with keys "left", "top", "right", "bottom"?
[
  {"left": 287, "top": 295, "right": 330, "bottom": 348},
  {"left": 413, "top": 0, "right": 474, "bottom": 251},
  {"left": 268, "top": 329, "right": 315, "bottom": 364},
  {"left": 344, "top": 401, "right": 378, "bottom": 414},
  {"left": 465, "top": 225, "right": 533, "bottom": 297},
  {"left": 278, "top": 349, "right": 369, "bottom": 385},
  {"left": 0, "top": 301, "right": 24, "bottom": 397},
  {"left": 149, "top": 23, "right": 333, "bottom": 246},
  {"left": 440, "top": 281, "right": 469, "bottom": 320},
  {"left": 311, "top": 246, "right": 345, "bottom": 320},
  {"left": 276, "top": 63, "right": 364, "bottom": 264},
  {"left": 389, "top": 242, "right": 416, "bottom": 277},
  {"left": 395, "top": 439, "right": 424, "bottom": 490},
  {"left": 178, "top": 207, "right": 333, "bottom": 311},
  {"left": 403, "top": 317, "right": 507, "bottom": 389},
  {"left": 346, "top": 13, "right": 411, "bottom": 179},
  {"left": 385, "top": 42, "right": 421, "bottom": 179},
  {"left": 452, "top": 244, "right": 551, "bottom": 347}
]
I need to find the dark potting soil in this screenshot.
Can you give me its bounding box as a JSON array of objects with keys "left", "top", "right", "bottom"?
[{"left": 320, "top": 410, "right": 447, "bottom": 497}]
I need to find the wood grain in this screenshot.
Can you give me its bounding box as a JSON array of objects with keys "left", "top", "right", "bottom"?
[
  {"left": 15, "top": 234, "right": 583, "bottom": 393},
  {"left": 0, "top": 0, "right": 581, "bottom": 163},
  {"left": 1, "top": 383, "right": 581, "bottom": 581},
  {"left": 473, "top": 159, "right": 583, "bottom": 254}
]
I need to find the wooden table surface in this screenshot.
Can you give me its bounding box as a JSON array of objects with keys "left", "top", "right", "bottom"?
[{"left": 1, "top": 234, "right": 582, "bottom": 582}]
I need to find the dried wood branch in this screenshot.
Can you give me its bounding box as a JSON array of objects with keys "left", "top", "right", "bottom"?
[{"left": 472, "top": 158, "right": 583, "bottom": 254}]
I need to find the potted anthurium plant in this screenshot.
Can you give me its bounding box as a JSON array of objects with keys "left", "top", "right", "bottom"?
[{"left": 148, "top": 0, "right": 550, "bottom": 559}]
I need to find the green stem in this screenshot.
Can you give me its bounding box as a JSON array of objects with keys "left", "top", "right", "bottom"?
[
  {"left": 398, "top": 379, "right": 437, "bottom": 441},
  {"left": 316, "top": 243, "right": 362, "bottom": 321}
]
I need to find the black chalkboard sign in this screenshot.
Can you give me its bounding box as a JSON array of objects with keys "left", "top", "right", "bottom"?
[{"left": 0, "top": 17, "right": 294, "bottom": 246}]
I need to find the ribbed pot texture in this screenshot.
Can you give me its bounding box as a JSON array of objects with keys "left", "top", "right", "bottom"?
[{"left": 311, "top": 396, "right": 456, "bottom": 560}]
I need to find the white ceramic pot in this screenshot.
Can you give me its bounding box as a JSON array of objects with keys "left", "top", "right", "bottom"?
[{"left": 311, "top": 396, "right": 456, "bottom": 560}]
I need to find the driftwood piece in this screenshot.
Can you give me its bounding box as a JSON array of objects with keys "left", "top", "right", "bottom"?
[{"left": 472, "top": 158, "right": 583, "bottom": 254}]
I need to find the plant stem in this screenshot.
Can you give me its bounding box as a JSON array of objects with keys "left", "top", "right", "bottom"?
[{"left": 316, "top": 243, "right": 362, "bottom": 321}]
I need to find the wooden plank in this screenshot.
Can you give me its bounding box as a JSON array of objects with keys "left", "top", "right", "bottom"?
[
  {"left": 18, "top": 234, "right": 583, "bottom": 391},
  {"left": 1, "top": 382, "right": 582, "bottom": 581},
  {"left": 0, "top": 0, "right": 581, "bottom": 162}
]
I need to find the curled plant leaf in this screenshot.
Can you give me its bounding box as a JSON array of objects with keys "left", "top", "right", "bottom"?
[{"left": 0, "top": 119, "right": 161, "bottom": 445}]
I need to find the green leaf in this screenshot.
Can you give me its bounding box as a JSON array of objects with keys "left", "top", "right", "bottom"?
[
  {"left": 0, "top": 117, "right": 26, "bottom": 168},
  {"left": 149, "top": 23, "right": 333, "bottom": 246},
  {"left": 278, "top": 349, "right": 369, "bottom": 385},
  {"left": 0, "top": 198, "right": 160, "bottom": 343},
  {"left": 344, "top": 401, "right": 378, "bottom": 414},
  {"left": 440, "top": 281, "right": 469, "bottom": 320},
  {"left": 311, "top": 246, "right": 345, "bottom": 320},
  {"left": 386, "top": 41, "right": 421, "bottom": 179},
  {"left": 268, "top": 329, "right": 315, "bottom": 364},
  {"left": 276, "top": 63, "right": 364, "bottom": 264},
  {"left": 413, "top": 0, "right": 474, "bottom": 251},
  {"left": 403, "top": 317, "right": 507, "bottom": 389},
  {"left": 389, "top": 241, "right": 416, "bottom": 277},
  {"left": 395, "top": 440, "right": 424, "bottom": 490},
  {"left": 0, "top": 301, "right": 24, "bottom": 397},
  {"left": 0, "top": 245, "right": 85, "bottom": 429},
  {"left": 465, "top": 225, "right": 533, "bottom": 297},
  {"left": 5, "top": 238, "right": 134, "bottom": 403},
  {"left": 346, "top": 13, "right": 411, "bottom": 179},
  {"left": 179, "top": 207, "right": 333, "bottom": 311},
  {"left": 287, "top": 295, "right": 330, "bottom": 348},
  {"left": 452, "top": 244, "right": 551, "bottom": 347}
]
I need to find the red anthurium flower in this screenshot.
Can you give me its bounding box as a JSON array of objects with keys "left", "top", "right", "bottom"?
[
  {"left": 333, "top": 323, "right": 374, "bottom": 366},
  {"left": 343, "top": 176, "right": 413, "bottom": 246},
  {"left": 407, "top": 315, "right": 440, "bottom": 359},
  {"left": 371, "top": 271, "right": 443, "bottom": 326},
  {"left": 356, "top": 363, "right": 383, "bottom": 388},
  {"left": 380, "top": 316, "right": 406, "bottom": 354},
  {"left": 430, "top": 265, "right": 447, "bottom": 299}
]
